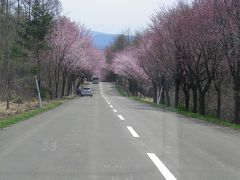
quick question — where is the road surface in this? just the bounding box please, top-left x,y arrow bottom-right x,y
0,82 -> 240,180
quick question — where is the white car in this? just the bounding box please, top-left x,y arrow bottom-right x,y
81,87 -> 93,97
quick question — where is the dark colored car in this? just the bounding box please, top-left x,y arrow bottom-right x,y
92,77 -> 99,84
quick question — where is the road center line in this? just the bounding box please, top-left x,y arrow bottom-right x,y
113,109 -> 118,112
118,115 -> 125,121
110,105 -> 114,108
147,153 -> 177,180
126,126 -> 140,137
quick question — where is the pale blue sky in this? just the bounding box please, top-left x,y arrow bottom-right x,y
60,0 -> 179,34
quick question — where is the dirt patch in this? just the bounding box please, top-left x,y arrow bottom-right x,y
0,100 -> 45,120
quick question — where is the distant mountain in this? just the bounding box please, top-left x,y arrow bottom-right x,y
91,31 -> 119,50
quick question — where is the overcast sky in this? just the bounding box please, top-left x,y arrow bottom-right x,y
60,0 -> 178,34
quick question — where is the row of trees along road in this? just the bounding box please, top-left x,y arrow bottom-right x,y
107,0 -> 240,124
0,0 -> 105,109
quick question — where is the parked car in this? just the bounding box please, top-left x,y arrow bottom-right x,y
81,87 -> 93,97
92,76 -> 99,84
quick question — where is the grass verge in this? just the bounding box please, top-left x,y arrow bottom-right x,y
116,85 -> 240,129
0,100 -> 64,129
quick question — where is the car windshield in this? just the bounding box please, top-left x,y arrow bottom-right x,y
82,88 -> 91,90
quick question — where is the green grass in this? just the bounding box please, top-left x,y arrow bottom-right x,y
117,85 -> 129,97
0,100 -> 64,129
116,85 -> 240,129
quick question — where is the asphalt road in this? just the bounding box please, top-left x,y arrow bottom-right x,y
0,82 -> 240,180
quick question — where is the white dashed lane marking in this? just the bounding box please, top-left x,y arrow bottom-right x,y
126,126 -> 140,138
100,83 -> 177,180
147,153 -> 177,180
118,115 -> 125,121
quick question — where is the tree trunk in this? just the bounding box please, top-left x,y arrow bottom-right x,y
153,81 -> 157,103
217,90 -> 221,119
233,90 -> 240,124
61,72 -> 66,97
67,75 -> 72,96
199,93 -> 206,115
37,53 -> 41,90
166,88 -> 171,106
6,76 -> 10,109
48,78 -> 53,100
160,86 -> 165,105
48,68 -> 53,100
160,76 -> 165,105
6,64 -> 11,110
117,77 -> 119,85
6,99 -> 10,110
54,68 -> 59,98
55,81 -> 59,98
76,79 -> 81,90
128,79 -> 137,96
182,85 -> 190,111
120,77 -> 123,86
76,76 -> 84,90
17,0 -> 20,20
184,92 -> 190,112
123,77 -> 127,89
192,87 -> 198,113
174,79 -> 180,108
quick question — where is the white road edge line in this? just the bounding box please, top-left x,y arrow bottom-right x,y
126,126 -> 140,138
100,83 -> 104,97
118,115 -> 125,121
147,153 -> 177,180
113,109 -> 118,112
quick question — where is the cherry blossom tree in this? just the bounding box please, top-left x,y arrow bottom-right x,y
105,0 -> 239,123
151,0 -> 223,114
111,47 -> 149,96
45,16 -> 104,97
211,0 -> 240,123
134,31 -> 172,105
151,3 -> 193,110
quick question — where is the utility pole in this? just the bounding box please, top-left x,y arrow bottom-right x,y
35,75 -> 43,108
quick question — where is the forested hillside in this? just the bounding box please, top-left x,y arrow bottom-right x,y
91,31 -> 118,50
